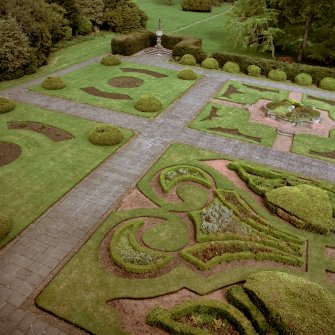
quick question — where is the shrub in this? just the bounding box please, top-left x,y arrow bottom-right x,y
294,73 -> 313,86
181,0 -> 212,12
111,31 -> 156,56
101,54 -> 121,66
201,57 -> 219,70
162,34 -> 201,50
223,61 -> 240,73
77,16 -> 92,35
89,124 -> 123,146
178,68 -> 197,80
0,214 -> 12,240
319,77 -> 335,91
247,65 -> 261,77
0,97 -> 16,114
180,54 -> 197,66
135,95 -> 162,113
42,77 -> 65,90
268,69 -> 287,82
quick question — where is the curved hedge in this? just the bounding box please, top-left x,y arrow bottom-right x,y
223,61 -> 240,73
101,54 -> 121,66
178,68 -> 197,80
181,0 -> 212,12
0,97 -> 16,114
0,214 -> 12,240
180,54 -> 197,66
201,57 -> 219,70
135,95 -> 162,113
294,73 -> 312,86
320,77 -> 335,91
42,77 -> 65,90
89,124 -> 123,146
267,69 -> 287,82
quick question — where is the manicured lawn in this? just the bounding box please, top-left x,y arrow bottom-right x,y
36,143 -> 335,335
302,95 -> 335,120
189,103 -> 276,147
0,32 -> 114,91
0,103 -> 133,248
30,62 -> 198,118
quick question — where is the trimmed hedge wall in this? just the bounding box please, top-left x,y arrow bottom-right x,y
212,51 -> 335,84
111,31 -> 156,56
181,0 -> 212,12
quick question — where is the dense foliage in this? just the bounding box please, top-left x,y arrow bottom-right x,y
0,0 -> 147,81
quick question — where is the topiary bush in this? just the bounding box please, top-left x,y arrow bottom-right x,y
180,54 -> 197,66
0,213 -> 12,240
223,61 -> 240,73
89,124 -> 123,146
178,68 -> 197,80
200,57 -> 219,70
0,97 -> 16,113
294,73 -> 313,86
319,77 -> 335,91
267,69 -> 287,82
42,76 -> 65,90
135,95 -> 162,113
181,0 -> 212,12
247,65 -> 261,77
101,54 -> 121,66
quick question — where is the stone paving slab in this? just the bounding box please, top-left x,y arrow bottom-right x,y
1,51 -> 335,335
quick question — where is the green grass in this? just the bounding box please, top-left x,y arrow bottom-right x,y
0,103 -> 133,248
302,95 -> 335,120
0,32 -> 114,91
291,130 -> 335,163
30,62 -> 198,118
36,143 -> 335,335
189,103 -> 277,147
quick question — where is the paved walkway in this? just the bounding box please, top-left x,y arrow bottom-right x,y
0,52 -> 335,335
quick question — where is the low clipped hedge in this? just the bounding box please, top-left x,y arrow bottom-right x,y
294,73 -> 312,86
212,51 -> 335,84
181,0 -> 212,12
247,65 -> 261,77
42,77 -> 65,90
223,61 -> 240,73
135,95 -> 162,113
244,271 -> 335,335
319,77 -> 335,91
267,69 -> 287,82
0,97 -> 16,113
111,31 -> 156,56
227,285 -> 273,334
0,214 -> 12,240
101,54 -> 121,66
147,300 -> 257,335
178,68 -> 197,80
88,124 -> 123,146
180,54 -> 197,66
201,57 -> 219,70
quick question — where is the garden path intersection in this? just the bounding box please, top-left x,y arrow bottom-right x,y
0,52 -> 335,334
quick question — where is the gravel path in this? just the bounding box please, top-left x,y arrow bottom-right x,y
0,51 -> 334,335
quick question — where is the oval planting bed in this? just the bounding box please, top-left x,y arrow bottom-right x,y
0,141 -> 21,167
108,76 -> 144,88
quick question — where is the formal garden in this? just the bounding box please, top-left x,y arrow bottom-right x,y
1,0 -> 335,334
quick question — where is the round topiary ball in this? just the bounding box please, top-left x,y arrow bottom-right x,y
178,68 -> 197,80
101,54 -> 121,66
42,77 -> 65,90
222,61 -> 240,73
135,95 -> 162,113
268,69 -> 287,82
0,97 -> 16,114
295,73 -> 313,86
89,124 -> 123,146
201,57 -> 219,70
0,213 -> 12,240
319,77 -> 335,91
247,65 -> 261,77
180,54 -> 197,66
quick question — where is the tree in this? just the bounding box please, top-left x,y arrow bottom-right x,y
0,16 -> 31,75
75,0 -> 104,27
227,0 -> 283,59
